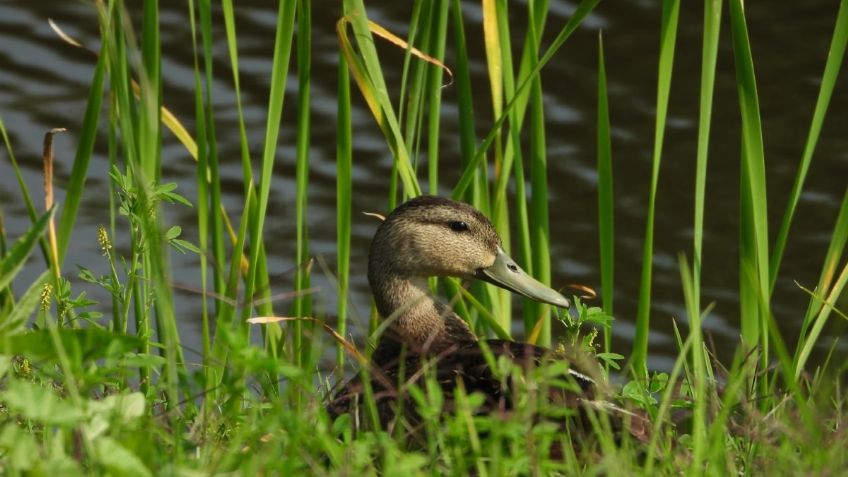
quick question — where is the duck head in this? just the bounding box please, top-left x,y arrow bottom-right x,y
368,196 -> 570,309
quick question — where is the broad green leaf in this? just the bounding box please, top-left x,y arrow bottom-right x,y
86,392 -> 146,440
2,379 -> 85,425
0,328 -> 143,361
89,391 -> 146,422
0,425 -> 40,471
94,437 -> 153,477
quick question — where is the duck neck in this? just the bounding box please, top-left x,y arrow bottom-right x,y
369,273 -> 476,353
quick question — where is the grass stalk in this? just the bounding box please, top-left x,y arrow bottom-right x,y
770,0 -> 848,293
56,55 -> 106,264
596,32 -> 614,355
398,0 -> 428,176
197,0 -> 227,310
794,189 -> 848,376
293,0 -> 313,370
686,0 -> 722,467
336,53 -> 353,369
187,0 -> 212,364
490,0 -> 520,335
216,0 -> 263,335
729,0 -> 771,379
238,0 -> 296,361
450,0 -> 601,199
0,116 -> 51,267
338,0 -> 422,197
449,0 -> 482,199
692,0 -> 721,325
527,0 -> 552,346
633,0 -> 680,376
426,1 -> 449,195
678,255 -> 709,472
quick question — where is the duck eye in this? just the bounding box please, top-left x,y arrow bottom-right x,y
448,221 -> 469,232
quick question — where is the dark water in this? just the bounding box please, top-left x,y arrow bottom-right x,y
1,1 -> 846,370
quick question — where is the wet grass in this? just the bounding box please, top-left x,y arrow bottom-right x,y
0,0 -> 847,475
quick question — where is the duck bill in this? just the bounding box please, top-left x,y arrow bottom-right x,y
474,248 -> 570,308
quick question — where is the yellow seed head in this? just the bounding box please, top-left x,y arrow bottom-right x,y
97,225 -> 112,254
40,283 -> 53,311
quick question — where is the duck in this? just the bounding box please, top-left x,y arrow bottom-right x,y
328,195 -> 644,441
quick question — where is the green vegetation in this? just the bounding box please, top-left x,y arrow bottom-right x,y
1,0 -> 846,475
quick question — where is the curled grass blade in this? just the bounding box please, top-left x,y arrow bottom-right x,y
337,8 -> 421,197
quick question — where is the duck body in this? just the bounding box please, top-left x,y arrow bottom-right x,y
327,339 -> 597,431
328,196 -> 606,434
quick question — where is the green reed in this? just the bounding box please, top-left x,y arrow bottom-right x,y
729,0 -> 771,387
786,0 -> 848,379
771,0 -> 848,294
596,32 -> 613,355
335,51 -> 353,369
686,0 -> 721,468
293,0 -> 313,370
632,0 -> 680,376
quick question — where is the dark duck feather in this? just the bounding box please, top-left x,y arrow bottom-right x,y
327,196 -> 648,442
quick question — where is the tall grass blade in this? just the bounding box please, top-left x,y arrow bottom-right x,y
56,54 -> 106,263
729,0 -> 771,371
336,53 -> 353,369
678,255 -> 709,471
686,1 -> 722,465
489,0 -> 517,334
527,0 -> 552,345
454,0 -> 600,336
632,0 -> 680,376
794,189 -> 848,377
692,0 -> 722,318
450,0 -> 600,199
398,0 -> 428,176
426,1 -> 449,195
197,0 -> 227,302
0,116 -> 49,265
187,0 -> 212,363
0,209 -> 53,293
449,0 -> 490,218
139,0 -> 162,182
0,271 -> 49,337
217,0 -> 263,330
770,0 -> 848,292
239,0 -> 296,335
139,0 -> 185,423
337,4 -> 422,197
293,0 -> 313,369
448,0 -> 499,329
596,31 -> 614,354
